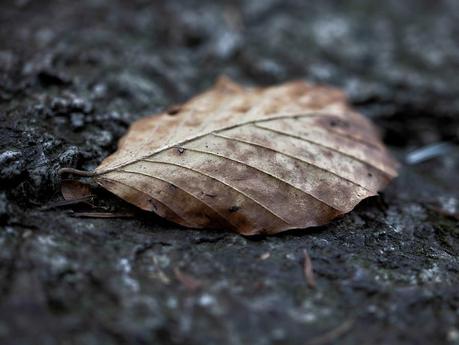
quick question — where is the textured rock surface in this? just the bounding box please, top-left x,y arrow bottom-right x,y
0,1 -> 458,344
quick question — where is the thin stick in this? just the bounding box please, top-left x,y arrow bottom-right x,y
70,212 -> 134,218
174,268 -> 202,291
41,196 -> 94,210
306,319 -> 354,345
303,249 -> 316,289
58,167 -> 96,177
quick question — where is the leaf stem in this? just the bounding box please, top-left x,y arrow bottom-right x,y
58,167 -> 96,177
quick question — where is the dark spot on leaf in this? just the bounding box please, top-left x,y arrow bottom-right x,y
176,147 -> 185,154
329,118 -> 349,128
323,151 -> 333,158
148,199 -> 158,211
167,105 -> 182,115
229,205 -> 240,213
235,105 -> 249,112
203,192 -> 217,198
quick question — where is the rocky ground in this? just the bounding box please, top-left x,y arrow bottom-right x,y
0,0 -> 458,344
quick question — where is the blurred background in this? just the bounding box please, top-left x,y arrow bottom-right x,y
0,1 -> 458,345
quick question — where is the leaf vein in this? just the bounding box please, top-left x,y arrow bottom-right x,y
289,117 -> 383,150
140,159 -> 291,225
115,170 -> 238,230
97,177 -> 190,226
254,123 -> 395,177
183,146 -> 344,212
212,132 -> 377,192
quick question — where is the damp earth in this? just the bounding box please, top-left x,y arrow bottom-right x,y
1,1 -> 458,344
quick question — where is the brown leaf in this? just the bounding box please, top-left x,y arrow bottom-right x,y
61,180 -> 93,200
93,77 -> 398,235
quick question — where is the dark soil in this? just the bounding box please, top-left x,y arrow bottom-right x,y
1,1 -> 458,344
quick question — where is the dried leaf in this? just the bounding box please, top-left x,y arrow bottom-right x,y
61,180 -> 92,200
93,77 -> 398,235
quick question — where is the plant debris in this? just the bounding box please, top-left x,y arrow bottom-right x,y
173,268 -> 202,291
306,319 -> 354,345
61,180 -> 93,201
303,249 -> 316,288
69,211 -> 135,218
260,252 -> 271,260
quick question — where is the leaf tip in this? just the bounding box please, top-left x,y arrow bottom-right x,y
214,75 -> 242,93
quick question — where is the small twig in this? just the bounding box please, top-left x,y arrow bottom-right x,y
303,249 -> 316,289
306,319 -> 354,345
59,167 -> 96,177
70,212 -> 134,218
427,205 -> 459,221
174,268 -> 202,291
41,196 -> 94,210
